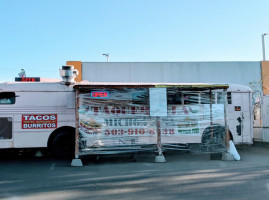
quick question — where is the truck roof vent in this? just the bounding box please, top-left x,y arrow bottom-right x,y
59,65 -> 78,85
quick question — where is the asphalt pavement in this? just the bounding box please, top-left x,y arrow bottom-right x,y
0,146 -> 268,200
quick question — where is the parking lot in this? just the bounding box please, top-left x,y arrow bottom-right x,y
0,145 -> 269,200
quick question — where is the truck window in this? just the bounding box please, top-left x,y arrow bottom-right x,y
217,92 -> 232,104
0,92 -> 15,104
201,92 -> 215,104
227,92 -> 232,104
131,89 -> 148,105
183,93 -> 199,104
167,88 -> 182,104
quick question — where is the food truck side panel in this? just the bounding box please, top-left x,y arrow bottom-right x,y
0,85 -> 76,149
0,82 -> 253,154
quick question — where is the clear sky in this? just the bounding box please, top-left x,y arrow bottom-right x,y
0,0 -> 269,82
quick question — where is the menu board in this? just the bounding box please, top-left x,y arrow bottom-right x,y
149,88 -> 167,116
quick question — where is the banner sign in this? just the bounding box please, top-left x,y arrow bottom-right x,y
78,105 -> 209,138
22,114 -> 57,129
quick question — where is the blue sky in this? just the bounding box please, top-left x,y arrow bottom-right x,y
0,0 -> 269,81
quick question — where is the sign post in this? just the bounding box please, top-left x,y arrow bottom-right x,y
149,88 -> 167,163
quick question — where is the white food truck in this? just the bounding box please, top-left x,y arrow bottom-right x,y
0,67 -> 253,158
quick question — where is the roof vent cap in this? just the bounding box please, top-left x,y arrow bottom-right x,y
59,65 -> 78,85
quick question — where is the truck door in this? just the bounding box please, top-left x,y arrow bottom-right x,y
0,117 -> 12,139
0,92 -> 15,148
228,92 -> 252,144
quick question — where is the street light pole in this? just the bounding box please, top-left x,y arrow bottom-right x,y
102,53 -> 109,62
262,33 -> 269,61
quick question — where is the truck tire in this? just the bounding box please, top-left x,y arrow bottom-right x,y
201,124 -> 232,160
202,124 -> 233,145
202,125 -> 225,145
51,130 -> 75,158
202,124 -> 224,160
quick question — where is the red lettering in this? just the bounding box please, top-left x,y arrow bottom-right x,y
111,129 -> 117,135
91,107 -> 101,116
128,129 -> 134,135
143,106 -> 149,115
105,129 -> 110,135
169,129 -> 175,135
104,107 -> 110,115
149,129 -> 155,135
92,92 -> 108,98
111,107 -> 121,115
21,78 -> 36,82
122,107 -> 126,114
131,107 -> 136,115
172,106 -> 176,115
145,107 -> 149,115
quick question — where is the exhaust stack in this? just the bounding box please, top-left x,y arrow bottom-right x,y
59,65 -> 79,85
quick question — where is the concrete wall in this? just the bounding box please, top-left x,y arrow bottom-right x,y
81,62 -> 261,87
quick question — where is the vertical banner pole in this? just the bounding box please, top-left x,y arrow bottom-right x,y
224,88 -> 230,149
71,89 -> 83,166
74,89 -> 80,159
156,116 -> 162,155
210,89 -> 213,138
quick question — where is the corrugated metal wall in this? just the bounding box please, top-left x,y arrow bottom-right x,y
80,62 -> 261,87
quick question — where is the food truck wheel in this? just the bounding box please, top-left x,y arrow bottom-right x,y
49,128 -> 75,157
202,124 -> 233,144
201,124 -> 233,160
